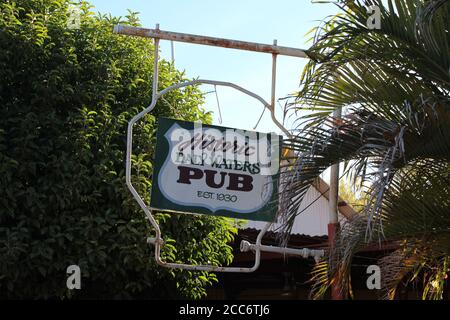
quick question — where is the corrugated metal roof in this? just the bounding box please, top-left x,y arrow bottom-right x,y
241,184 -> 348,236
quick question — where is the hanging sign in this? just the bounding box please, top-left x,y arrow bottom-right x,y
150,118 -> 281,222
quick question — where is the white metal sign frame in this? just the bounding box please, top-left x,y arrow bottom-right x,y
115,24 -> 324,272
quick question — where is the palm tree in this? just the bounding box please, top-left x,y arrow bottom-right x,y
279,0 -> 449,299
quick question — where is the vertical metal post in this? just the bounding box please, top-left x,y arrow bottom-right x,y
328,107 -> 342,300
152,23 -> 160,100
271,39 -> 277,110
170,41 -> 175,64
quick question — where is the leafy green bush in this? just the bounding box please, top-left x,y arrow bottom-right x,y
0,0 -> 236,299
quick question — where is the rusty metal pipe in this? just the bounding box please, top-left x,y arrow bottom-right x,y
113,24 -> 308,58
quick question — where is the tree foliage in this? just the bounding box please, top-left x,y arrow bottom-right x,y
0,0 -> 236,299
280,0 -> 449,299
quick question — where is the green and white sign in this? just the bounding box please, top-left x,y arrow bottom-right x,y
150,118 -> 281,222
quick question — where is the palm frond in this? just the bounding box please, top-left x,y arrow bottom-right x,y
309,160 -> 450,299
289,0 -> 449,128
281,0 -> 450,299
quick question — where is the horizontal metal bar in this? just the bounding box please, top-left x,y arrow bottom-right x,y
240,240 -> 324,262
113,24 -> 308,58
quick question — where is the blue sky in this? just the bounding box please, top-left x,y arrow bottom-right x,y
88,0 -> 339,134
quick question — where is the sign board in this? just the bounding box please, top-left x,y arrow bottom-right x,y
150,118 -> 281,222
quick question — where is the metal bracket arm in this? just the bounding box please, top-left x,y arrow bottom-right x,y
240,240 -> 324,263
116,23 -> 314,273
